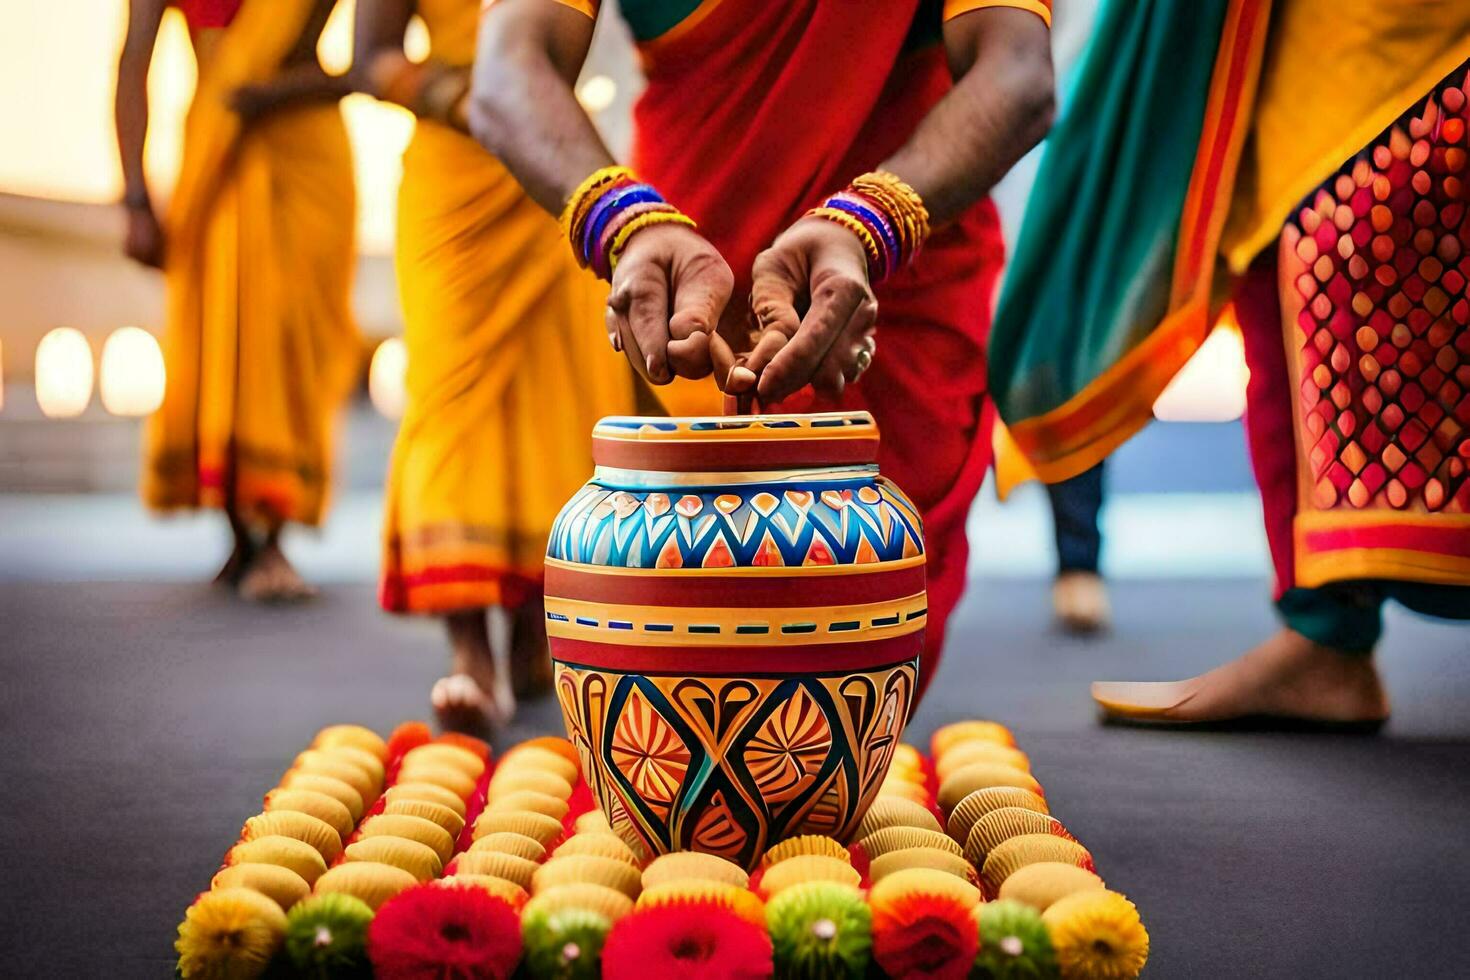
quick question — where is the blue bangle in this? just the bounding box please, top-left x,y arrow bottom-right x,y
826,197 -> 900,268
581,184 -> 663,265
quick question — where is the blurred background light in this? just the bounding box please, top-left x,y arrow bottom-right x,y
99,326 -> 165,416
576,75 -> 618,114
0,338 -> 5,413
368,337 -> 407,420
34,327 -> 94,419
1152,310 -> 1249,423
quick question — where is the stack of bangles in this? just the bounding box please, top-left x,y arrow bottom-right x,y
560,166 -> 697,281
806,170 -> 930,283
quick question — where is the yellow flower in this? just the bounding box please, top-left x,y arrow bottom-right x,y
1043,890 -> 1150,979
175,888 -> 287,979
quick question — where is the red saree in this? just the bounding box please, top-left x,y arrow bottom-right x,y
628,0 -> 1008,701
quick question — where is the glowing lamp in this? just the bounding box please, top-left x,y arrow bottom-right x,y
576,75 -> 618,114
369,337 -> 408,419
99,326 -> 166,416
34,327 -> 94,418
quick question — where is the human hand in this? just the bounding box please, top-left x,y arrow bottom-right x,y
742,216 -> 878,404
606,222 -> 737,386
123,205 -> 165,269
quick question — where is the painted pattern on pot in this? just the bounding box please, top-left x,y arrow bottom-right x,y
545,412 -> 924,869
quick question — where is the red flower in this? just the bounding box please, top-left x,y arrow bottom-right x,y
871,892 -> 978,980
368,883 -> 522,980
602,901 -> 773,980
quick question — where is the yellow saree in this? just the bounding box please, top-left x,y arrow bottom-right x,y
378,0 -> 635,614
144,0 -> 359,527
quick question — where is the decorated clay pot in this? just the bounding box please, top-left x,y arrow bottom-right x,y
545,412 -> 924,869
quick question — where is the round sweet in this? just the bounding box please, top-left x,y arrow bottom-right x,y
264,788 -> 355,841
212,862 -> 310,911
868,847 -> 979,887
471,831 -> 549,863
474,809 -> 564,848
981,835 -> 1094,897
762,835 -> 850,867
225,835 -> 328,886
553,833 -> 639,867
382,798 -> 466,839
966,807 -> 1076,869
934,740 -> 1032,780
344,835 -> 442,882
283,892 -> 375,978
176,887 -> 287,979
522,906 -> 612,980
394,760 -> 475,800
498,745 -> 580,785
857,826 -> 963,861
287,752 -> 377,808
945,787 -> 1049,846
973,898 -> 1057,979
765,881 -> 872,978
323,745 -> 386,789
636,881 -> 766,927
875,777 -> 932,807
278,772 -> 365,822
1043,890 -> 1149,979
855,797 -> 943,839
313,724 -> 389,762
574,810 -> 614,835
488,768 -> 575,802
440,873 -> 530,910
534,855 -> 642,899
456,849 -> 540,889
401,742 -> 486,780
384,780 -> 467,817
485,789 -> 572,822
938,763 -> 1042,814
523,883 -> 635,923
866,867 -> 981,912
357,813 -> 455,865
931,720 -> 1015,757
312,861 -> 418,911
642,851 -> 750,891
890,743 -> 926,774
997,862 -> 1105,912
242,810 -> 342,863
758,856 -> 862,897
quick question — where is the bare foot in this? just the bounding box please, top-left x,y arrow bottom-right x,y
1053,571 -> 1111,635
1092,627 -> 1390,728
238,540 -> 316,604
435,611 -> 515,734
213,537 -> 254,588
511,600 -> 554,700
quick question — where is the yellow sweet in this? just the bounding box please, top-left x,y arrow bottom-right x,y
483,790 -> 571,822
934,740 -> 1032,780
344,835 -> 443,882
473,809 -> 564,848
225,836 -> 328,886
965,807 -> 1075,868
241,811 -> 342,863
757,856 -> 861,896
855,797 -> 943,839
402,742 -> 485,780
263,789 -> 354,842
454,850 -> 540,889
867,867 -> 981,911
313,724 -> 389,761
523,883 -> 634,923
211,862 -> 310,911
938,763 -> 1043,814
470,832 -> 548,863
551,833 -> 638,866
319,745 -> 385,791
288,751 -> 376,806
487,768 -> 574,802
997,862 -> 1105,911
945,787 -> 1049,845
641,851 -> 749,891
869,847 -> 979,887
383,798 -> 466,839
498,745 -> 579,785
277,772 -> 365,822
573,810 -> 614,835
761,835 -> 849,867
384,781 -> 467,817
394,761 -> 475,800
312,861 -> 418,911
533,855 -> 641,899
858,826 -> 963,860
932,720 -> 1015,756
441,873 -> 529,909
980,835 -> 1094,897
637,881 -> 765,927
876,778 -> 932,806
357,813 -> 455,865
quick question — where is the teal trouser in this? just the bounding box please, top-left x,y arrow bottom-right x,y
1279,585 -> 1470,655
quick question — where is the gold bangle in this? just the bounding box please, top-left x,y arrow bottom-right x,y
560,165 -> 635,237
608,211 -> 697,271
807,207 -> 883,268
851,170 -> 930,254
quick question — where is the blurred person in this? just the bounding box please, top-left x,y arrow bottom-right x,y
116,0 -> 358,602
355,0 -> 635,730
469,0 -> 1057,705
990,0 -> 1470,727
1047,462 -> 1109,634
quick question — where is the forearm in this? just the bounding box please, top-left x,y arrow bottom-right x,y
469,2 -> 613,215
882,9 -> 1054,225
115,0 -> 165,208
255,62 -> 353,108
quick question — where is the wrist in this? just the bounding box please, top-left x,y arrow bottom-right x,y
805,170 -> 930,283
123,191 -> 152,212
560,166 -> 696,279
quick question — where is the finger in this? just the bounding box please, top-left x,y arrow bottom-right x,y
607,298 -> 650,383
749,249 -> 803,342
665,331 -> 712,380
613,273 -> 672,383
603,304 -> 623,353
668,260 -> 733,341
740,328 -> 789,381
759,271 -> 867,403
708,332 -> 744,392
813,302 -> 877,399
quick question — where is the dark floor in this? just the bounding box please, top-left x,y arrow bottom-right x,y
1,579 -> 1466,978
